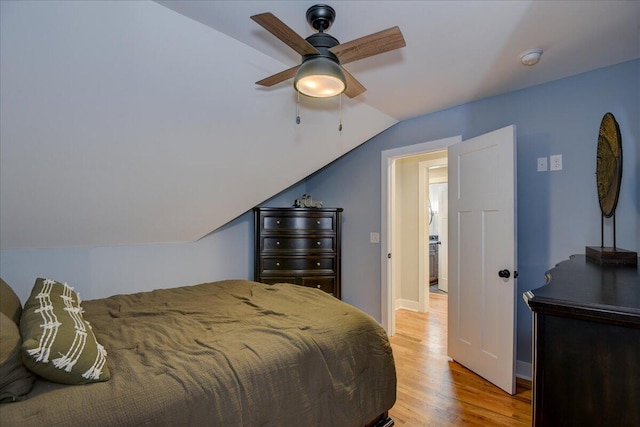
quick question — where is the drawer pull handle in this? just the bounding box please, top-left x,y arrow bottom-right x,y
276,220 -> 280,225
276,262 -> 280,267
316,262 -> 321,267
316,285 -> 321,289
316,241 -> 321,245
316,220 -> 321,225
276,241 -> 280,245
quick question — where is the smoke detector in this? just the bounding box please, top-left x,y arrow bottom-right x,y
520,49 -> 543,66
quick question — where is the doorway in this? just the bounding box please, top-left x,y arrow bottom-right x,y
380,136 -> 461,336
382,127 -> 518,394
391,153 -> 449,313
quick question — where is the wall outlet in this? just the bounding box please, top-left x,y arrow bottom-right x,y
370,232 -> 380,244
550,154 -> 563,171
537,157 -> 548,172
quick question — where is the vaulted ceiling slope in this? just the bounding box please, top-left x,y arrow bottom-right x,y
1,1 -> 638,250
0,1 -> 396,249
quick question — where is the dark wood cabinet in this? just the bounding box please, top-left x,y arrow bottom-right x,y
524,255 -> 640,427
253,207 -> 342,298
429,242 -> 438,284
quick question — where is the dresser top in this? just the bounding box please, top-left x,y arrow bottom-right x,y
253,207 -> 343,213
524,255 -> 640,326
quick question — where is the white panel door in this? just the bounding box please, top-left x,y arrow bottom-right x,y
447,125 -> 517,394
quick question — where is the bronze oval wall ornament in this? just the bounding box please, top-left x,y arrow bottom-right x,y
586,112 -> 637,265
596,112 -> 622,218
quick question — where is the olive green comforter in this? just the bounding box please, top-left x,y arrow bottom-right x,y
1,280 -> 396,426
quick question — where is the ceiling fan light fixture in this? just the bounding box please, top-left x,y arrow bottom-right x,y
251,5 -> 405,99
294,56 -> 346,98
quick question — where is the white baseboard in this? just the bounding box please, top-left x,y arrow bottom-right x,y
516,360 -> 532,381
395,299 -> 419,312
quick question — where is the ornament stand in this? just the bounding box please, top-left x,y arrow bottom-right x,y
586,210 -> 637,266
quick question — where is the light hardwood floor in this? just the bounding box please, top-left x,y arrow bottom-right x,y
388,293 -> 532,426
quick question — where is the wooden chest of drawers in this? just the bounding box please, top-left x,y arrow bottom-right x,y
524,255 -> 640,426
253,207 -> 342,298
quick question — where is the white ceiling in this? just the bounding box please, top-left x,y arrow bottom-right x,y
1,1 -> 638,250
159,0 -> 640,121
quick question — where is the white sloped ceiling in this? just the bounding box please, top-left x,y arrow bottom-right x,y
0,1 -> 396,249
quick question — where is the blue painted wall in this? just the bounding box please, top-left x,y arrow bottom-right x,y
305,59 -> 639,365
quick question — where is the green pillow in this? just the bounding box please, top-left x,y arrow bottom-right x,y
0,312 -> 35,403
20,278 -> 110,384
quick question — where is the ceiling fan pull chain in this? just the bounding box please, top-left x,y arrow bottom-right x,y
296,91 -> 301,124
338,94 -> 343,132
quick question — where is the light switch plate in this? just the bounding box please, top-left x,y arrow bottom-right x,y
370,232 -> 380,244
537,157 -> 548,172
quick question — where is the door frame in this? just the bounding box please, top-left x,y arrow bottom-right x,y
380,136 -> 461,336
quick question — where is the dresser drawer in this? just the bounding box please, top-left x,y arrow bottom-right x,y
258,277 -> 297,285
258,276 -> 336,296
260,257 -> 335,274
262,215 -> 335,232
262,236 -> 335,252
300,277 -> 336,295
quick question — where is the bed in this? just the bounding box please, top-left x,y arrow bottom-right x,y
0,278 -> 396,426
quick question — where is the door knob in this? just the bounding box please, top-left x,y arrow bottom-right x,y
498,269 -> 511,279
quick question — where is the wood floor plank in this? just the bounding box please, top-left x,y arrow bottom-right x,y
388,293 -> 531,426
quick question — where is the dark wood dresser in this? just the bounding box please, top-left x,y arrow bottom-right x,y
253,207 -> 342,298
524,255 -> 640,426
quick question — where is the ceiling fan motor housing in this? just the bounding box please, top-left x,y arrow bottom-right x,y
306,4 -> 336,32
304,32 -> 341,64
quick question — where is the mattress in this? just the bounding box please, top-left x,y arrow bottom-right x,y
0,280 -> 396,426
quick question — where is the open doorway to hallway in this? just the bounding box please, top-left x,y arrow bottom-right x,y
393,150 -> 448,314
380,135 -> 461,337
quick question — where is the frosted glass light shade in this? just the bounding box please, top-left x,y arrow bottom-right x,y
294,57 -> 346,98
520,49 -> 543,66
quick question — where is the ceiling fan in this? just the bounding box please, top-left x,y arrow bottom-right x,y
251,4 -> 406,98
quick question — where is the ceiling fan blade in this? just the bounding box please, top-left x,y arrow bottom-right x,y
251,12 -> 320,56
256,65 -> 300,87
330,26 -> 406,65
342,68 -> 366,98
